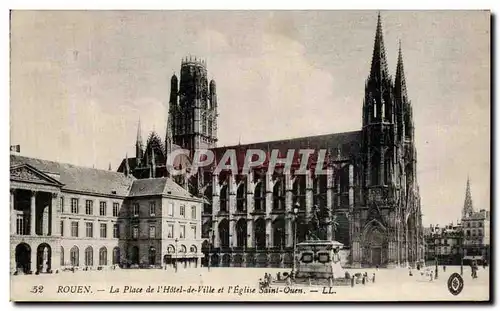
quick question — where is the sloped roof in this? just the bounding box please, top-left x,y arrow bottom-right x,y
11,154 -> 134,197
213,130 -> 361,158
128,177 -> 198,200
210,131 -> 362,170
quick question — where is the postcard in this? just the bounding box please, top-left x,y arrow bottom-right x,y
9,10 -> 490,302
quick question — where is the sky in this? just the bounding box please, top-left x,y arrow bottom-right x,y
10,10 -> 490,226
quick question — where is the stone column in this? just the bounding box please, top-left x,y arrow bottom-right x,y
43,205 -> 49,236
228,174 -> 236,247
10,189 -> 16,235
326,166 -> 334,240
305,169 -> 313,218
285,216 -> 293,247
266,219 -> 273,248
213,219 -> 220,248
285,173 -> 294,246
265,171 -> 272,215
31,247 -> 38,273
246,170 -> 255,215
229,219 -> 237,248
212,173 -> 220,248
247,219 -> 254,248
348,164 -> 354,246
380,147 -> 385,185
51,193 -> 59,236
30,191 -> 37,236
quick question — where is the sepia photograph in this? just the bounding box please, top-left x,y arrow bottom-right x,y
9,10 -> 490,302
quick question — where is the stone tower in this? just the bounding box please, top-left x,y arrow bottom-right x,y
362,13 -> 396,201
169,57 -> 218,156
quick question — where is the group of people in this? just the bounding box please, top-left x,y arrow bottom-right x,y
407,260 -> 485,281
258,272 -> 275,289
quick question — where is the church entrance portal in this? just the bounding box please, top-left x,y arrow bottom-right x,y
371,247 -> 382,266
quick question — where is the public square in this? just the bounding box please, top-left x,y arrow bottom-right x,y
11,265 -> 489,302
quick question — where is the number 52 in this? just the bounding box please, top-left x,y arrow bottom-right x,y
30,285 -> 43,294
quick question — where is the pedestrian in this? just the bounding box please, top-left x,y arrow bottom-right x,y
443,265 -> 446,272
408,266 -> 413,276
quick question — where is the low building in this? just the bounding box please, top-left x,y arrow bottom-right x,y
423,177 -> 490,265
10,154 -> 203,274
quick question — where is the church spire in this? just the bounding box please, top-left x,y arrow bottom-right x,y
136,118 -> 144,165
395,40 -> 408,101
395,40 -> 410,141
369,12 -> 390,82
462,175 -> 474,218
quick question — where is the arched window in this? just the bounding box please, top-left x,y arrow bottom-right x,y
273,178 -> 285,210
236,182 -> 246,212
70,246 -> 79,267
292,175 -> 306,209
85,246 -> 93,266
254,218 -> 266,249
384,150 -> 392,185
313,175 -> 327,211
254,181 -> 266,212
218,219 -> 230,248
190,245 -> 197,253
236,218 -> 247,248
99,247 -> 107,266
60,246 -> 65,266
113,247 -> 120,265
272,217 -> 286,249
167,245 -> 175,254
179,245 -> 187,253
220,184 -> 228,213
203,186 -> 213,214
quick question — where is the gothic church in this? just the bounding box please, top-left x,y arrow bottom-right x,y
118,14 -> 424,268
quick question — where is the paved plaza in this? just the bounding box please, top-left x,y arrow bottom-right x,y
11,266 -> 489,302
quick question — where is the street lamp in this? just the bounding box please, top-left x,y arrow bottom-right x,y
175,238 -> 179,273
292,203 -> 300,278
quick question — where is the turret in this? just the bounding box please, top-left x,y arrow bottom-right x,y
209,79 -> 217,109
170,74 -> 178,108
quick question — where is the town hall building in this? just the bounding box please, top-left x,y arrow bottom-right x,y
10,154 -> 204,274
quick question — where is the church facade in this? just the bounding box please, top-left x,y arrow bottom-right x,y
118,14 -> 424,268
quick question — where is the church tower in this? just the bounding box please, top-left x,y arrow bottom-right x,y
169,57 -> 218,157
362,13 -> 396,203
